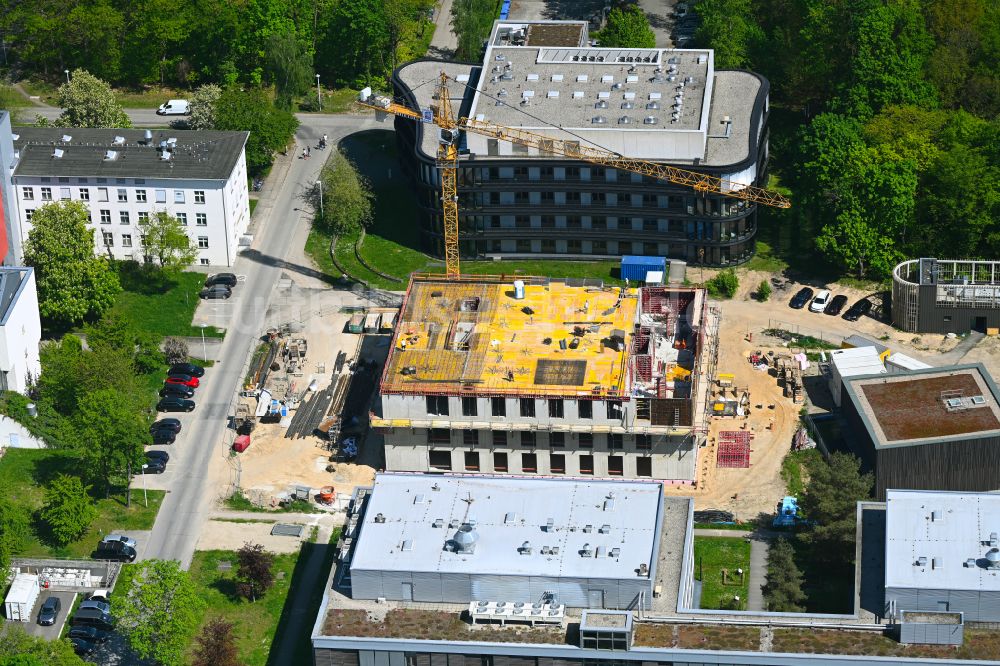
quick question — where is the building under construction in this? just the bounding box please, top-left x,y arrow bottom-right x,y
371,275 -> 712,480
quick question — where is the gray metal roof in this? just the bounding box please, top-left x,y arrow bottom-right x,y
0,267 -> 31,326
12,127 -> 248,181
885,489 -> 1000,592
351,473 -> 663,580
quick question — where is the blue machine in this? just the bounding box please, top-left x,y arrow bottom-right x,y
773,496 -> 799,527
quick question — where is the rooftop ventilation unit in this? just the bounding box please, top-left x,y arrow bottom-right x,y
505,512 -> 517,524
612,82 -> 623,90
580,543 -> 593,557
916,556 -> 928,567
611,548 -> 621,558
604,496 -> 616,511
452,523 -> 479,554
113,136 -> 125,145
646,102 -> 660,110
623,91 -> 636,100
618,116 -> 632,125
413,494 -> 425,504
602,75 -> 614,83
105,150 -> 119,161
931,510 -> 942,521
401,539 -> 412,552
432,518 -> 444,528
596,545 -> 606,558
498,89 -> 508,97
638,563 -> 649,576
598,91 -> 611,99
573,91 -> 585,98
990,533 -> 999,547
448,519 -> 460,528
595,100 -> 608,109
61,134 -> 72,142
526,73 -> 539,81
987,548 -> 1000,569
547,91 -> 559,98
627,75 -> 639,83
621,101 -> 634,109
374,513 -> 386,523
522,90 -> 534,99
52,148 -> 64,159
697,54 -> 708,64
545,518 -> 555,532
10,133 -> 18,141
932,557 -> 941,569
577,74 -> 588,82
592,116 -> 607,124
142,129 -> 153,144
644,116 -> 658,125
965,558 -> 977,568
684,76 -> 694,84
519,541 -> 532,555
599,524 -> 611,534
583,524 -> 593,533
551,74 -> 563,82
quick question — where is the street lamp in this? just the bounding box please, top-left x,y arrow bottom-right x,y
64,69 -> 70,84
315,73 -> 322,109
140,465 -> 148,507
199,323 -> 208,361
316,180 -> 324,219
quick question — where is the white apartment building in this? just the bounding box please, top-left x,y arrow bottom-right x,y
0,266 -> 41,393
9,128 -> 251,267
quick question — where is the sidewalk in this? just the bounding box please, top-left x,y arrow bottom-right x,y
427,0 -> 457,58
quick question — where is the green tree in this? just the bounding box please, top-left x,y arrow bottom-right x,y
799,452 -> 873,564
40,474 -> 98,546
762,537 -> 806,612
320,0 -> 390,86
450,0 -> 496,62
76,388 -> 149,497
309,150 -> 374,232
694,0 -> 763,68
266,29 -> 314,109
22,202 -> 121,329
138,211 -> 198,273
213,88 -> 299,173
596,7 -> 656,48
236,541 -> 276,602
191,618 -> 243,666
55,69 -> 131,128
0,625 -> 85,666
188,84 -> 223,130
113,560 -> 206,666
0,498 -> 31,574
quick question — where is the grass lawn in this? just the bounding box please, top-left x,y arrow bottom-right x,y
249,198 -> 259,216
0,448 -> 164,559
112,263 -> 224,338
779,448 -> 821,497
112,87 -> 186,109
693,536 -> 751,610
188,549 -> 300,666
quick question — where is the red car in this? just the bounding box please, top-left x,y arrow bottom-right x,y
165,374 -> 199,388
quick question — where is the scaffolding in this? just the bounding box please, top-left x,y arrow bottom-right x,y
716,430 -> 752,468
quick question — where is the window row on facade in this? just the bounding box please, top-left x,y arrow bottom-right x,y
426,395 -> 625,420
24,207 -> 210,228
425,448 -> 655,477
21,184 -> 207,204
94,231 -> 209,250
424,428 -> 658,451
458,190 -> 751,219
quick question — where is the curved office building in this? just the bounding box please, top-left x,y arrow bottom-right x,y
392,20 -> 771,267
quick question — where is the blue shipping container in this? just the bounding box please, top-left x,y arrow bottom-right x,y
620,255 -> 666,282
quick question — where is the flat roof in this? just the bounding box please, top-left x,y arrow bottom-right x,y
350,473 -> 663,581
830,347 -> 886,379
381,276 -> 640,398
12,127 -> 248,181
845,365 -> 1000,448
885,489 -> 1000,592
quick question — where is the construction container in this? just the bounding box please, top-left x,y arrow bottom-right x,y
232,435 -> 251,452
4,573 -> 40,622
348,313 -> 364,334
620,255 -> 666,282
363,313 -> 380,333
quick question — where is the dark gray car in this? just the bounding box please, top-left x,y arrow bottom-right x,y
37,596 -> 61,625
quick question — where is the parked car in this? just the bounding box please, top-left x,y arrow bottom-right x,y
68,625 -> 111,643
159,384 -> 194,399
165,373 -> 199,388
843,297 -> 873,321
146,450 -> 170,464
199,285 -> 232,300
71,608 -> 114,630
824,294 -> 848,316
70,637 -> 97,655
205,272 -> 238,288
100,534 -> 136,549
809,289 -> 832,312
150,428 -> 176,445
150,418 -> 182,433
156,99 -> 189,115
141,458 -> 167,474
37,596 -> 61,626
169,363 -> 204,378
94,540 -> 137,562
79,599 -> 111,614
157,397 -> 195,412
789,287 -> 814,309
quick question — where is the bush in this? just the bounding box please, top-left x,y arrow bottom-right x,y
707,269 -> 740,298
756,279 -> 772,301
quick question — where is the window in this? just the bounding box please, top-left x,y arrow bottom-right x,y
102,231 -> 113,247
492,431 -> 507,448
521,432 -> 536,448
120,211 -> 130,224
199,258 -> 210,265
636,435 -> 652,450
426,396 -> 449,416
519,398 -> 535,417
100,210 -> 112,224
463,430 -> 478,446
428,429 -> 450,444
21,187 -> 33,200
60,187 -> 71,200
579,433 -> 593,448
194,190 -> 206,204
134,179 -> 145,185
117,188 -> 128,202
550,454 -> 566,474
580,454 -> 594,475
565,191 -> 581,204
155,189 -> 167,203
493,452 -> 508,472
428,450 -> 452,470
548,399 -> 564,418
636,457 -> 652,477
197,236 -> 209,249
521,453 -> 537,473
122,234 -> 132,248
461,397 -> 478,417
196,213 -> 207,226
608,456 -> 624,476
608,434 -> 624,451
58,177 -> 69,183
138,212 -> 149,222
464,451 -> 480,471
176,212 -> 187,226
491,397 -> 506,417
516,239 -> 531,253
25,209 -> 34,221
607,400 -> 623,419
116,178 -> 126,184
79,188 -> 89,201
579,401 -> 593,419
136,189 -> 147,203
550,432 -> 565,448
97,187 -> 109,202
78,178 -> 89,184
40,187 -> 52,201
174,190 -> 185,204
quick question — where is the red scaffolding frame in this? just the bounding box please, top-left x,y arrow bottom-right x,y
716,430 -> 752,468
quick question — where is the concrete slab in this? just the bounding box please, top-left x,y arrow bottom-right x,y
747,538 -> 768,611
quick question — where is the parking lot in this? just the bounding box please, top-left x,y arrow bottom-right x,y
18,590 -> 78,640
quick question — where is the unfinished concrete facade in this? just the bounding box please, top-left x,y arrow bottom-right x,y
372,275 -> 711,481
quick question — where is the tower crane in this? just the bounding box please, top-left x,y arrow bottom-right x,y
359,72 -> 790,278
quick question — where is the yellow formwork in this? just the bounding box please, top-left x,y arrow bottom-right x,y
384,278 -> 639,397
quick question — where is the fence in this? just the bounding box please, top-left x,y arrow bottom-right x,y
764,319 -> 847,348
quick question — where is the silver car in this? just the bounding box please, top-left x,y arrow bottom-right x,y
100,534 -> 136,549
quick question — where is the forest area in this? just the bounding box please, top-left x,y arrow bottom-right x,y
695,0 -> 1000,279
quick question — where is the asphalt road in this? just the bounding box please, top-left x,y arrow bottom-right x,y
139,113 -> 382,568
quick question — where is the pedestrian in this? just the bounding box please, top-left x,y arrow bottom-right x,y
306,146 -> 311,158
301,147 -> 307,160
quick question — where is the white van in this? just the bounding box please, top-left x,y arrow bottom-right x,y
156,99 -> 190,116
